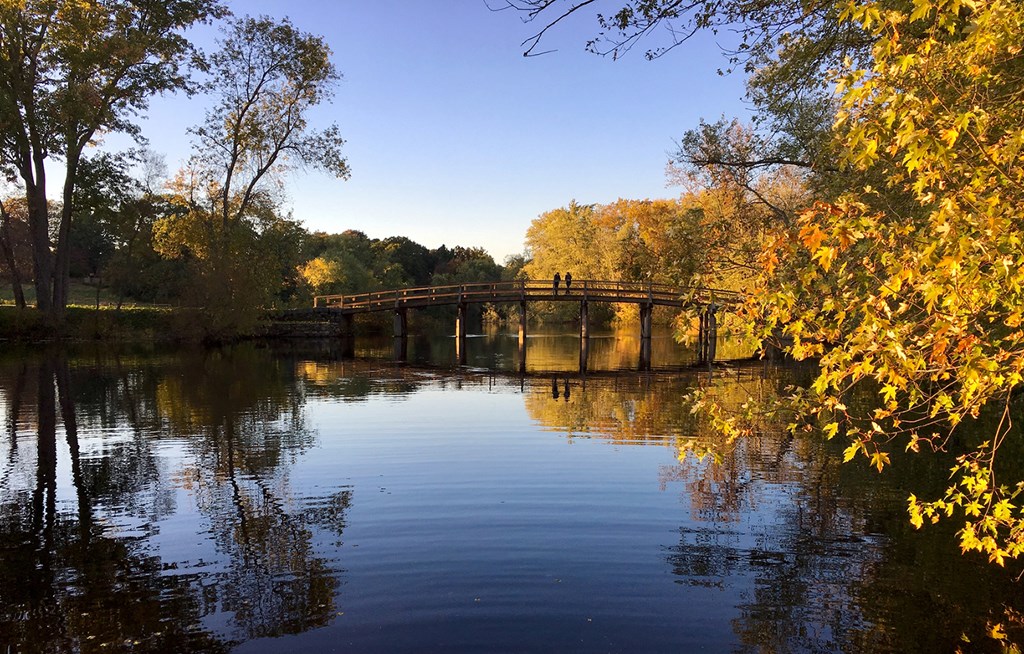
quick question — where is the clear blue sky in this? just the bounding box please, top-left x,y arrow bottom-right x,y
128,0 -> 750,262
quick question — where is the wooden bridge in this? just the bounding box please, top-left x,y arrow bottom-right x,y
293,280 -> 742,370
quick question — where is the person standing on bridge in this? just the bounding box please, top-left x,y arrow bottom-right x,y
553,272 -> 561,294
564,272 -> 572,293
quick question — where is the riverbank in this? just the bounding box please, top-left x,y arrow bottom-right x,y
0,304 -> 404,343
0,305 -> 181,342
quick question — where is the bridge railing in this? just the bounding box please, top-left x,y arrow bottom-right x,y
313,280 -> 743,311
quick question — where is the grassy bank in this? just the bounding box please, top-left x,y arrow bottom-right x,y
0,304 -> 179,341
0,279 -> 141,308
0,280 -> 184,341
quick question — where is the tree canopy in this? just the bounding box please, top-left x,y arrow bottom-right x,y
0,0 -> 225,319
754,0 -> 1024,566
152,15 -> 350,337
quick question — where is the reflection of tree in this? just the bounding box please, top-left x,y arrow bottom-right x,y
297,359 -> 426,401
521,360 -> 1024,651
0,346 -> 353,650
523,371 -> 703,443
0,354 -> 226,652
150,346 -> 346,640
655,365 -> 1024,652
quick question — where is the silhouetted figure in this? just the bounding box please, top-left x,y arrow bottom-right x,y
563,378 -> 570,402
553,272 -> 561,294
551,376 -> 560,399
564,272 -> 572,293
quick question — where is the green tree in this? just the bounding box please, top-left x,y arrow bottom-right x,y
68,153 -> 139,281
502,253 -> 529,281
0,0 -> 225,320
0,194 -> 31,308
431,245 -> 502,285
371,236 -> 432,287
155,15 -> 349,336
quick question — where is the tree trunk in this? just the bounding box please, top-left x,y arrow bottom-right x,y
51,151 -> 82,320
26,159 -> 54,317
0,201 -> 26,309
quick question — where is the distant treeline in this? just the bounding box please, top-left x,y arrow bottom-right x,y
0,154 -> 521,338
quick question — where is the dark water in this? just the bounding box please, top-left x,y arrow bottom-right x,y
1,329 -> 1023,653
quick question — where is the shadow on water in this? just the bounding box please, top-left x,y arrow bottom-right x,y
0,340 -> 1023,652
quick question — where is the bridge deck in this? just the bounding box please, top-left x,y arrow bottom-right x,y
312,280 -> 741,314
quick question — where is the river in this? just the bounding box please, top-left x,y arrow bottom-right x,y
1,326 -> 1022,652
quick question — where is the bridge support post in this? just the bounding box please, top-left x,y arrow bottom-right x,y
578,300 -> 590,373
518,301 -> 527,372
579,333 -> 589,374
639,303 -> 653,370
698,310 -> 706,363
393,308 -> 407,339
456,303 -> 467,365
392,335 -> 408,361
708,307 -> 718,364
341,314 -> 355,358
518,301 -> 527,346
698,304 -> 718,366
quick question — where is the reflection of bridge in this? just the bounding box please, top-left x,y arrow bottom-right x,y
295,280 -> 743,370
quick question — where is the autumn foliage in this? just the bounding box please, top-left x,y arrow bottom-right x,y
754,0 -> 1024,564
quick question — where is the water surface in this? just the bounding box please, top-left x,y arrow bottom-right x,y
1,333 -> 1022,652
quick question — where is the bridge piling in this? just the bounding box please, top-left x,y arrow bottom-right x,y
639,303 -> 653,370
456,303 -> 468,365
579,333 -> 589,373
518,301 -> 527,347
518,301 -> 527,372
697,304 -> 718,366
708,307 -> 718,364
393,308 -> 407,339
456,303 -> 467,340
393,336 -> 408,361
340,314 -> 355,357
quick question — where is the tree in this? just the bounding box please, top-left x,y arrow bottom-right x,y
0,0 -> 225,320
502,253 -> 529,281
0,194 -> 32,308
68,153 -> 138,280
371,236 -> 431,287
752,0 -> 1024,565
299,257 -> 342,295
522,200 -> 619,322
155,15 -> 349,336
187,15 -> 349,230
523,200 -> 616,281
299,230 -> 378,297
430,245 -> 502,285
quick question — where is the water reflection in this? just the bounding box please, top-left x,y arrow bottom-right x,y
0,345 -> 1022,652
0,348 -> 352,651
516,362 -> 1024,651
351,323 -> 754,373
